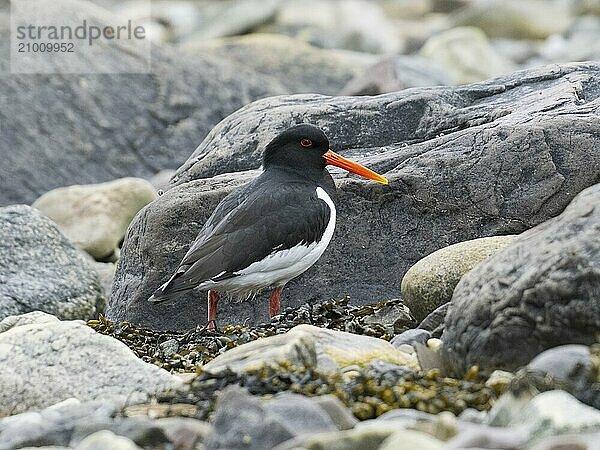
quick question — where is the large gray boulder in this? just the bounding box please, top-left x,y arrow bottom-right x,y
0,205 -> 104,321
442,183 -> 600,374
182,33 -> 375,95
0,0 -> 285,206
0,312 -> 180,416
109,62 -> 600,331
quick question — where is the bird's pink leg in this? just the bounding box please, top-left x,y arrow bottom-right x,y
269,287 -> 283,318
207,290 -> 220,331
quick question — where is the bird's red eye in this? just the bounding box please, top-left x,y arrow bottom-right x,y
300,138 -> 313,148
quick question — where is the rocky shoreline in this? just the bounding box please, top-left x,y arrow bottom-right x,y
2,0 -> 600,448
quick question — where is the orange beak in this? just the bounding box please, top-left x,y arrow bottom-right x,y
323,150 -> 388,185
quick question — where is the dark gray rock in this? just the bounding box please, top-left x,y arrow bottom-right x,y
391,328 -> 431,348
0,0 -> 285,206
0,205 -> 104,321
443,183 -> 600,375
203,387 -> 337,450
171,62 -> 600,185
417,304 -> 449,337
110,62 -> 600,330
264,393 -> 338,434
310,395 -> 358,431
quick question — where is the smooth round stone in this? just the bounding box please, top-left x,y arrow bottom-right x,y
401,235 -> 516,322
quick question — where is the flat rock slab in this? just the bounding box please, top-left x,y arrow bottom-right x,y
0,312 -> 180,416
0,205 -> 104,321
110,62 -> 600,330
0,0 -> 286,206
202,324 -> 419,375
442,183 -> 600,374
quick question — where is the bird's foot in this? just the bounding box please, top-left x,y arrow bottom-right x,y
207,319 -> 219,332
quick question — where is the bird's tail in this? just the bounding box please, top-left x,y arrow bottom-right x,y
148,270 -> 188,303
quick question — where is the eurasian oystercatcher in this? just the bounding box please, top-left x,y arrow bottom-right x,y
148,124 -> 388,330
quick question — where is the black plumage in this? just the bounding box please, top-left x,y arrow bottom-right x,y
148,123 -> 387,328
150,124 -> 335,301
151,169 -> 334,298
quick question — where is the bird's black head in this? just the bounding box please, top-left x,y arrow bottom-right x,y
262,123 -> 389,185
263,124 -> 330,174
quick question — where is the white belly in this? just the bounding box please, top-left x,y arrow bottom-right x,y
198,187 -> 336,296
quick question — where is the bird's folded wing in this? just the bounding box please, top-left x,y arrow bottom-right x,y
159,184 -> 331,295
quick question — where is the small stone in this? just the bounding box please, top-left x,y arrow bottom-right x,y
396,344 -> 416,355
427,338 -> 443,352
33,178 -> 157,260
488,390 -> 600,439
265,392 -> 338,434
0,398 -> 121,449
391,329 -> 431,348
154,417 -> 211,449
379,429 -> 443,450
358,408 -> 435,430
0,311 -> 60,334
429,411 -> 457,440
449,422 -> 528,449
451,0 -> 574,39
417,304 -> 449,337
270,0 -> 402,54
75,430 -> 139,450
159,339 -> 179,358
122,403 -> 198,419
184,0 -> 280,41
275,427 -> 396,450
362,300 -> 415,333
485,370 -> 514,393
204,387 -> 333,450
527,432 -> 600,450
